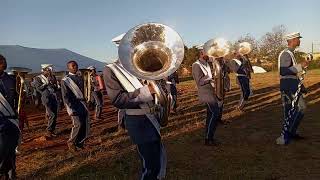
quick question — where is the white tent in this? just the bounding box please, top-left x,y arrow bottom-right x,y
252,66 -> 267,73
231,59 -> 267,73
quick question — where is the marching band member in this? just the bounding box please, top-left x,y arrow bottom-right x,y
33,64 -> 59,137
0,54 -> 20,179
30,78 -> 42,108
167,71 -> 179,113
87,66 -> 104,120
192,39 -> 230,146
232,42 -> 254,110
104,31 -> 168,180
61,60 -> 90,151
276,32 -> 310,145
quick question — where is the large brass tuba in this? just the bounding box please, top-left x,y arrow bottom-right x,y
118,23 -> 184,126
9,67 -> 32,114
79,69 -> 92,103
203,38 -> 230,101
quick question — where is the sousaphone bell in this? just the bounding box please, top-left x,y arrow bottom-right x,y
203,38 -> 230,101
118,23 -> 185,126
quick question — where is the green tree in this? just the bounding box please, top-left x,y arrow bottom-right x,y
178,45 -> 200,76
259,25 -> 287,70
181,45 -> 200,68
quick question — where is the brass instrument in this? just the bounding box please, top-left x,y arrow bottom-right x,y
9,67 -> 32,114
238,42 -> 252,55
203,38 -> 230,101
118,23 -> 184,126
238,42 -> 254,78
306,53 -> 313,63
79,69 -> 92,103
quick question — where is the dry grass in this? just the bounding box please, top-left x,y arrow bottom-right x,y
17,70 -> 320,180
313,53 -> 320,60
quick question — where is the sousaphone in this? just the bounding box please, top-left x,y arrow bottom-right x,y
203,38 -> 230,101
79,69 -> 92,103
118,23 -> 185,126
8,67 -> 32,114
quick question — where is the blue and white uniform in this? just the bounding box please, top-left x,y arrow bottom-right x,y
33,73 -> 59,133
0,72 -> 20,179
104,62 -> 167,180
167,71 -> 179,112
232,56 -> 253,109
61,73 -> 90,148
277,47 -> 306,144
192,58 -> 228,142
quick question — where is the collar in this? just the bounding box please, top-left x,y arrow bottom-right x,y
68,72 -> 76,76
198,59 -> 208,65
287,47 -> 295,52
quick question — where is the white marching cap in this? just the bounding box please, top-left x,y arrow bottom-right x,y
111,33 -> 125,47
285,32 -> 302,40
41,64 -> 53,69
87,65 -> 96,70
196,44 -> 204,50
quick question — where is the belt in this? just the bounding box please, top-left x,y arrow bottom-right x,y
280,75 -> 298,79
236,74 -> 248,77
125,107 -> 159,116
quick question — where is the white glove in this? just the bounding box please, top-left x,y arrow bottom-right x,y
204,75 -> 212,81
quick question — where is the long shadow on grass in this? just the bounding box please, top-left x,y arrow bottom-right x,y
20,82 -> 320,179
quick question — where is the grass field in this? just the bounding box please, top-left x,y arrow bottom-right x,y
313,53 -> 320,60
17,70 -> 320,180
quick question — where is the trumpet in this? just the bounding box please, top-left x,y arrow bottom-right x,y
9,67 -> 32,114
118,23 -> 185,126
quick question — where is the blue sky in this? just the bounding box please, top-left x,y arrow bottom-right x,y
1,0 -> 319,63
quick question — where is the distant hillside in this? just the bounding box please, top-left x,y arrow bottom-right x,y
0,45 -> 106,72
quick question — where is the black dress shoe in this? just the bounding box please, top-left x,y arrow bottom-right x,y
76,143 -> 85,150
